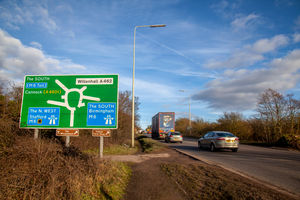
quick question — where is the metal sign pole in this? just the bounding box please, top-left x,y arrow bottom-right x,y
66,136 -> 70,147
100,136 -> 104,158
34,129 -> 39,139
189,96 -> 192,136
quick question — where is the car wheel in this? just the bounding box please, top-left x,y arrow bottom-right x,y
210,143 -> 216,152
232,148 -> 238,152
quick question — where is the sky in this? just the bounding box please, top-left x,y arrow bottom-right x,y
0,0 -> 300,129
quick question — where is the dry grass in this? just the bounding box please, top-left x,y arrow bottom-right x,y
0,118 -> 15,156
137,136 -> 165,153
161,163 -> 297,200
71,132 -> 138,156
0,136 -> 131,200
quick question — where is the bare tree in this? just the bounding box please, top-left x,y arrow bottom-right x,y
286,94 -> 300,136
257,88 -> 299,144
217,112 -> 252,140
175,118 -> 189,135
109,91 -> 140,144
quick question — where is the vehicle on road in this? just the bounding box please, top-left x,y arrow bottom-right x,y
152,112 -> 175,139
165,131 -> 183,143
146,127 -> 152,135
198,131 -> 239,152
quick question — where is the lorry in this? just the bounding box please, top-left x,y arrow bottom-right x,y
152,112 -> 175,139
146,127 -> 152,134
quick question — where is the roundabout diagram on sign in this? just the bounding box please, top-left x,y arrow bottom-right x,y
47,79 -> 100,127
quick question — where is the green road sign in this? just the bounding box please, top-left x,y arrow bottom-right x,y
20,75 -> 118,129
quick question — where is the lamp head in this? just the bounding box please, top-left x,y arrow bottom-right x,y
150,24 -> 166,28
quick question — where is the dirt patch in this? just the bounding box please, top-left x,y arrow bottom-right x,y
119,147 -> 297,200
105,153 -> 170,163
122,149 -> 194,200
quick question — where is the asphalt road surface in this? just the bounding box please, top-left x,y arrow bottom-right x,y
164,137 -> 300,197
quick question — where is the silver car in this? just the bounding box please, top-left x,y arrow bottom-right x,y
198,131 -> 239,152
165,131 -> 183,143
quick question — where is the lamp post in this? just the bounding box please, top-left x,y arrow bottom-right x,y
179,90 -> 192,135
132,24 -> 166,148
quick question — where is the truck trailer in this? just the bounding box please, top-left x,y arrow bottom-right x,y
152,112 -> 175,139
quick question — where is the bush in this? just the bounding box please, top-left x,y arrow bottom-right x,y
0,136 -> 131,200
276,135 -> 290,147
276,135 -> 300,149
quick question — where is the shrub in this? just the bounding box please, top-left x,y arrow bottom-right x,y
0,136 -> 131,200
276,134 -> 300,149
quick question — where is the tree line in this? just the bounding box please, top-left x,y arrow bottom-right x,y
1,83 -> 299,149
176,88 -> 300,149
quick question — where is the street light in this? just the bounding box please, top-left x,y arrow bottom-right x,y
131,24 -> 166,148
179,90 -> 192,135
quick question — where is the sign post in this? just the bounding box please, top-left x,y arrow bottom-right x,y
100,136 -> 104,158
66,136 -> 70,147
92,129 -> 111,158
34,129 -> 39,139
56,129 -> 79,147
20,75 -> 119,130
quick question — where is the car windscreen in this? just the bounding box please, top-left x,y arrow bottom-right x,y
216,132 -> 235,137
172,132 -> 181,135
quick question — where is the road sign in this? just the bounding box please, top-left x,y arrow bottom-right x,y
56,129 -> 79,136
87,103 -> 116,126
92,129 -> 111,137
20,75 -> 118,129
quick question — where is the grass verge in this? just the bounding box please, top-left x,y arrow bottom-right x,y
161,163 -> 296,200
83,144 -> 139,156
97,161 -> 131,200
137,136 -> 164,153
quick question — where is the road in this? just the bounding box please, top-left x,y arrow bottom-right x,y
164,137 -> 300,197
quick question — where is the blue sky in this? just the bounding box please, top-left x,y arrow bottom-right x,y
0,0 -> 300,129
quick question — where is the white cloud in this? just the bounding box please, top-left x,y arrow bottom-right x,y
231,14 -> 260,30
206,51 -> 264,69
141,64 -> 217,79
293,33 -> 300,43
211,0 -> 240,19
120,76 -> 175,102
251,34 -> 289,53
193,49 -> 300,111
0,0 -> 57,32
36,7 -> 57,32
206,34 -> 289,69
30,41 -> 42,49
0,29 -> 86,83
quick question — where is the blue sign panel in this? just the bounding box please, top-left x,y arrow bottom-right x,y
26,82 -> 48,89
27,107 -> 60,126
87,103 -> 116,126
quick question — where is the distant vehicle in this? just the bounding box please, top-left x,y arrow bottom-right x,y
198,131 -> 239,152
152,112 -> 175,139
165,131 -> 183,143
146,128 -> 152,135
